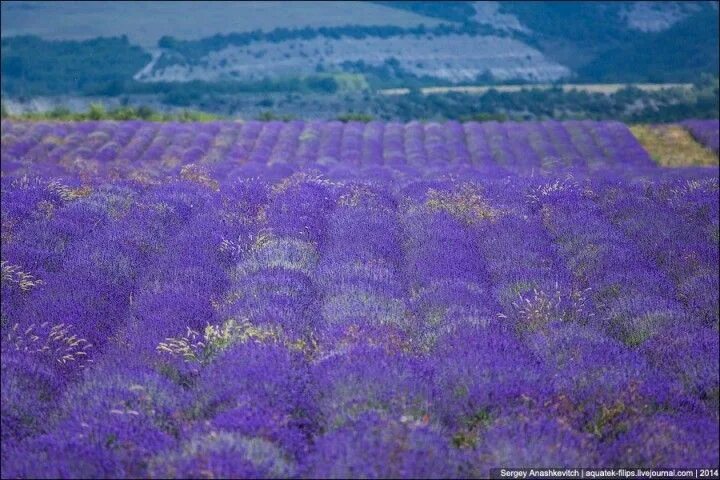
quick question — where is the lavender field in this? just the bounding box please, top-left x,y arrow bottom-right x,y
682,119 -> 720,154
1,119 -> 719,478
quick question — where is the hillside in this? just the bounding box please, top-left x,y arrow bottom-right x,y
0,1 -> 443,48
2,1 -> 718,99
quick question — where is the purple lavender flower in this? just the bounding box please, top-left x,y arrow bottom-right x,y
682,119 -> 720,153
1,119 -> 718,478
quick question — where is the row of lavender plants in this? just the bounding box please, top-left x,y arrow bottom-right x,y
1,120 -> 718,478
1,120 -> 659,182
682,119 -> 720,154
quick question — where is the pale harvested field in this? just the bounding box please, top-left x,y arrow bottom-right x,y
631,124 -> 719,167
380,83 -> 694,96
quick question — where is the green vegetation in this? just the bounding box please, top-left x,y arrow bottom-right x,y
256,111 -> 296,121
375,1 -> 719,84
337,113 -> 374,123
500,2 -> 719,83
0,36 -> 340,100
1,103 -> 221,122
157,22 -> 505,63
3,76 -> 716,124
459,113 -> 510,122
1,36 -> 150,96
374,78 -> 719,122
332,73 -> 370,92
2,2 -> 717,103
500,2 -> 633,46
339,58 -> 482,90
374,1 -> 477,24
579,11 -> 720,83
127,77 -> 339,107
4,104 -> 295,122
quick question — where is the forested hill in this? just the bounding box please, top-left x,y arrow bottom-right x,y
1,1 -> 718,121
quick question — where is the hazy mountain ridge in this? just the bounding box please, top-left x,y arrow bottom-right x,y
2,1 -> 718,91
139,1 -> 720,85
1,1 -> 718,122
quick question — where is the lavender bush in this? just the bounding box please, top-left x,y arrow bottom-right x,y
683,120 -> 720,154
1,119 -> 718,478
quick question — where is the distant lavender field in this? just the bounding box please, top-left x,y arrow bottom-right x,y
683,119 -> 720,153
1,120 -> 719,478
